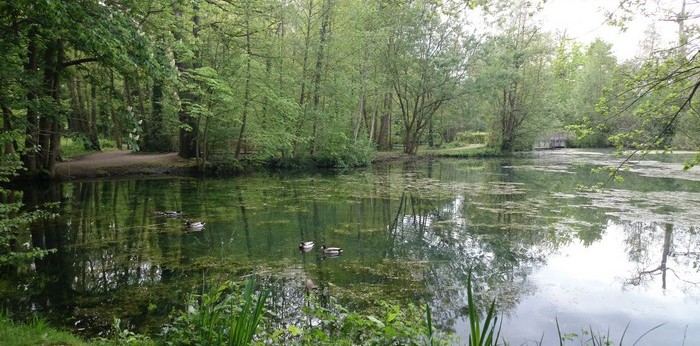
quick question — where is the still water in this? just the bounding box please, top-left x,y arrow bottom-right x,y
4,149 -> 700,344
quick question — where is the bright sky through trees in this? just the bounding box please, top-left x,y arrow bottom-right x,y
539,0 -> 682,61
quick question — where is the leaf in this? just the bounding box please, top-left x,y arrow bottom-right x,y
287,325 -> 302,336
367,315 -> 385,328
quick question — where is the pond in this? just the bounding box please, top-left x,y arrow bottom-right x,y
3,149 -> 700,345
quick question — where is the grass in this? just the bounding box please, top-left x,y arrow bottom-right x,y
421,144 -> 502,158
0,313 -> 157,346
60,137 -> 119,160
0,314 -> 89,346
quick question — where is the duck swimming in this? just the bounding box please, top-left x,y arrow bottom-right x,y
186,221 -> 205,231
321,245 -> 343,255
152,210 -> 182,218
299,241 -> 315,252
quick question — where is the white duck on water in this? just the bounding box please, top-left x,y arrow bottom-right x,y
299,241 -> 315,252
186,221 -> 205,231
321,245 -> 343,255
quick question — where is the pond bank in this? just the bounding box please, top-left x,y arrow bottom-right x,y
55,150 -> 197,181
54,145 -> 494,181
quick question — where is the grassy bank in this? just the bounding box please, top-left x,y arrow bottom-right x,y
0,315 -> 156,346
421,144 -> 502,158
0,315 -> 90,346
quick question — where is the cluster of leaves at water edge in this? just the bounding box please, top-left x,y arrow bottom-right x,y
158,275 -> 453,345
0,149 -> 56,267
161,277 -> 268,346
271,297 -> 453,346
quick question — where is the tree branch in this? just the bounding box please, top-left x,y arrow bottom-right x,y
63,57 -> 99,68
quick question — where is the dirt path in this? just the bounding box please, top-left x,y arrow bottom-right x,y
56,150 -> 194,180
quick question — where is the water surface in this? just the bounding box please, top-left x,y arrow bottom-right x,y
4,149 -> 699,344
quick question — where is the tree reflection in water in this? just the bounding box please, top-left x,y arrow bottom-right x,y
4,155 -> 699,342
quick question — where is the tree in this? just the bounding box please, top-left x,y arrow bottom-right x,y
567,39 -> 619,148
0,123 -> 54,269
0,1 -> 153,178
597,0 -> 700,171
385,1 -> 471,155
478,0 -> 554,152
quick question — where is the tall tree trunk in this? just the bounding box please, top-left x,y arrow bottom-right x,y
110,70 -> 122,149
88,81 -> 101,151
235,3 -> 253,160
677,0 -> 688,59
39,39 -> 64,176
377,92 -> 392,151
68,76 -> 82,134
143,43 -> 169,152
176,4 -> 200,159
309,0 -> 332,157
368,90 -> 379,144
124,77 -> 135,150
23,29 -> 39,173
2,105 -> 17,154
292,0 -> 315,158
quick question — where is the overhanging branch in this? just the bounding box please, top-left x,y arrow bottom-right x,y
63,57 -> 99,68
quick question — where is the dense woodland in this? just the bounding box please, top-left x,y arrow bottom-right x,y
0,0 -> 699,179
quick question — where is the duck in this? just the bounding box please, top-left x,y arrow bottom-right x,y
321,245 -> 343,255
299,241 -> 315,252
186,221 -> 205,231
152,210 -> 182,218
304,278 -> 317,291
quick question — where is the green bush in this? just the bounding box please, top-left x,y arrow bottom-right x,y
0,148 -> 55,268
162,277 -> 268,346
455,132 -> 489,144
268,298 -> 453,346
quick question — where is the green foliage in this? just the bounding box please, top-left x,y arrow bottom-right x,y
466,272 -> 502,346
93,318 -> 155,346
162,276 -> 269,346
312,137 -> 375,168
426,146 -> 503,159
0,144 -> 55,267
270,297 -> 453,346
454,132 -> 489,144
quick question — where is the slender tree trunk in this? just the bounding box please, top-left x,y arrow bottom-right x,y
39,43 -> 57,169
68,76 -> 81,133
677,0 -> 688,58
143,42 -> 169,152
23,29 -> 39,173
309,0 -> 332,157
88,81 -> 101,151
2,105 -> 17,154
353,95 -> 364,142
377,92 -> 392,150
124,77 -> 134,150
46,40 -> 64,178
368,90 -> 379,144
235,3 -> 253,160
292,0 -> 315,157
110,70 -> 122,149
175,3 -> 200,159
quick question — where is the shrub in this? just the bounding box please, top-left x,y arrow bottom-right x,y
162,277 -> 269,346
455,132 -> 489,145
269,297 -> 454,346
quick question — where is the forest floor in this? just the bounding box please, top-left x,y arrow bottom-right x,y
55,144 -> 487,180
55,150 -> 195,180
